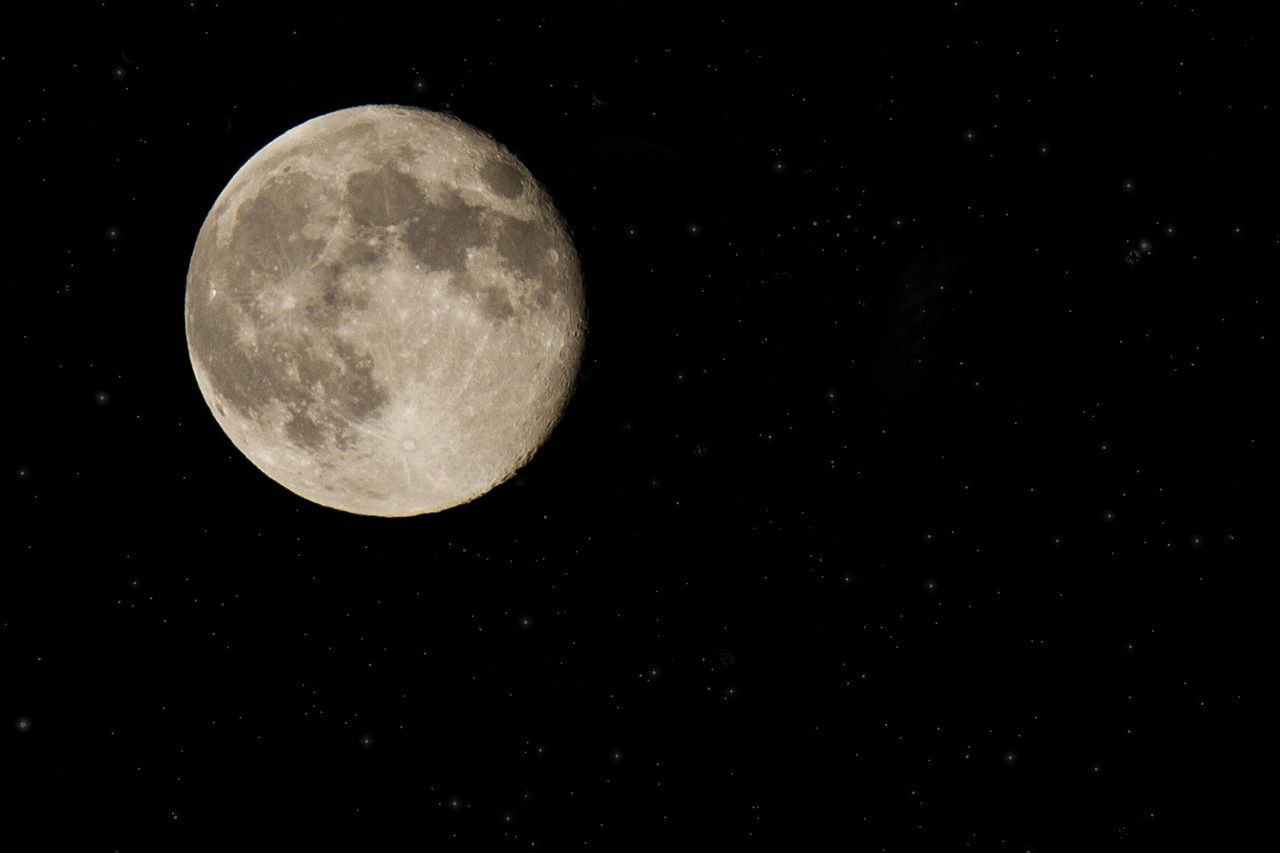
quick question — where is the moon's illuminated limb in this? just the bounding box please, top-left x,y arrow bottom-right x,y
185,105 -> 585,516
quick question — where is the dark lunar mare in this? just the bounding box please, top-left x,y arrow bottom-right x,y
187,168 -> 392,455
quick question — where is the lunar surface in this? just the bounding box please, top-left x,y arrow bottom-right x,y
185,105 -> 585,516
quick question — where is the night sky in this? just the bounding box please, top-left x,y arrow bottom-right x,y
4,3 -> 1263,850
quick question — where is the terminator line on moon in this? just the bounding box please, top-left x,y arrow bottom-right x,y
185,105 -> 586,516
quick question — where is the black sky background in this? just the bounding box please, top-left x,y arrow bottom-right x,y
3,3 -> 1266,850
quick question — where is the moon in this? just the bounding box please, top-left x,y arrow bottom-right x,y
185,105 -> 586,516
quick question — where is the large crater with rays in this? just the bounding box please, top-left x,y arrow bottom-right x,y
185,105 -> 585,516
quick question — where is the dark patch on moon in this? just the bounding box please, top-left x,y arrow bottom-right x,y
480,158 -> 525,199
399,189 -> 569,322
188,169 -> 390,452
226,171 -> 332,290
495,215 -> 554,279
284,404 -> 328,449
478,287 -> 515,321
304,243 -> 378,327
189,303 -> 390,454
303,269 -> 373,327
347,164 -> 425,228
322,274 -> 371,313
341,241 -> 382,267
286,336 -> 389,451
494,214 -> 575,309
403,190 -> 486,274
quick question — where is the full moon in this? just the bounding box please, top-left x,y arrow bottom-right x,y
185,105 -> 586,516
